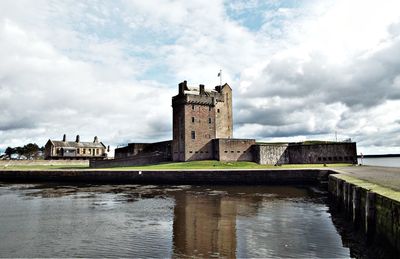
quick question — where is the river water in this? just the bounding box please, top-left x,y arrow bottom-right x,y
358,157 -> 400,167
0,183 -> 385,258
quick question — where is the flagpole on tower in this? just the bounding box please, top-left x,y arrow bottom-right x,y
218,69 -> 222,86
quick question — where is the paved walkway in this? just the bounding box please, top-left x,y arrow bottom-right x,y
335,166 -> 400,192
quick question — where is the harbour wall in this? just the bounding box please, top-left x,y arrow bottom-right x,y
0,169 -> 330,184
328,174 -> 400,252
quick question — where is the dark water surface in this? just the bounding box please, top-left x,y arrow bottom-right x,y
0,183 -> 355,258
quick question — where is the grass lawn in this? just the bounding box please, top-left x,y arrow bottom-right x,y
1,160 -> 353,170
106,160 -> 353,170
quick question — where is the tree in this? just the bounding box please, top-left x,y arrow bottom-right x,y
5,147 -> 15,156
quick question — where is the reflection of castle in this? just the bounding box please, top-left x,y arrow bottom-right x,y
171,186 -> 309,257
91,81 -> 357,167
173,194 -> 238,258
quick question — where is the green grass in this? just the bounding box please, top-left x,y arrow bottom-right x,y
0,160 -> 354,170
108,160 -> 353,170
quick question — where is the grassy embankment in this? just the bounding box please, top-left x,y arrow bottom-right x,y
0,160 -> 353,170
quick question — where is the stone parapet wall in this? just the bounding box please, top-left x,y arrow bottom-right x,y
90,153 -> 169,168
253,144 -> 289,165
253,142 -> 357,165
289,143 -> 357,164
214,139 -> 255,161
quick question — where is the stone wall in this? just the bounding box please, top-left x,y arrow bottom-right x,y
329,174 -> 400,253
253,144 -> 289,165
184,104 -> 215,161
289,142 -> 357,164
172,102 -> 185,161
0,168 -> 331,184
115,141 -> 172,159
90,152 -> 169,168
215,84 -> 233,139
214,139 -> 255,161
253,142 -> 357,165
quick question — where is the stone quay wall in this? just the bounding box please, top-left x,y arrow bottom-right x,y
328,174 -> 400,253
0,169 -> 331,185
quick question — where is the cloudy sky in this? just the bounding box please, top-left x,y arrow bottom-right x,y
0,0 -> 399,155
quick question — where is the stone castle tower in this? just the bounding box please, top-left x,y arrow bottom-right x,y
172,81 -> 233,161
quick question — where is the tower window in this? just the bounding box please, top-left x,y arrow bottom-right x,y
208,118 -> 211,124
217,109 -> 220,113
191,131 -> 196,139
192,117 -> 195,123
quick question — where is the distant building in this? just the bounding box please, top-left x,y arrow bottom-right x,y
45,134 -> 107,160
91,81 -> 357,168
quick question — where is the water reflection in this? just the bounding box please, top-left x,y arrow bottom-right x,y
0,183 -> 372,258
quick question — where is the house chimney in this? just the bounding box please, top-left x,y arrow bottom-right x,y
76,135 -> 80,143
199,84 -> 205,95
107,145 -> 110,152
93,136 -> 99,143
63,134 -> 66,142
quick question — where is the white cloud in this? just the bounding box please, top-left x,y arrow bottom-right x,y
0,0 -> 399,155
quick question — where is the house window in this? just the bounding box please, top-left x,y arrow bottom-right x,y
208,118 -> 212,124
96,149 -> 99,155
192,117 -> 195,123
83,149 -> 86,154
191,131 -> 196,139
209,106 -> 211,111
217,109 -> 220,113
192,104 -> 195,110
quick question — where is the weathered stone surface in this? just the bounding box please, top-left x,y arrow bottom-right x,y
214,138 -> 255,161
253,144 -> 289,165
329,174 -> 400,252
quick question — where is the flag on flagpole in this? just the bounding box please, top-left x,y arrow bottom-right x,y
217,72 -> 221,77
